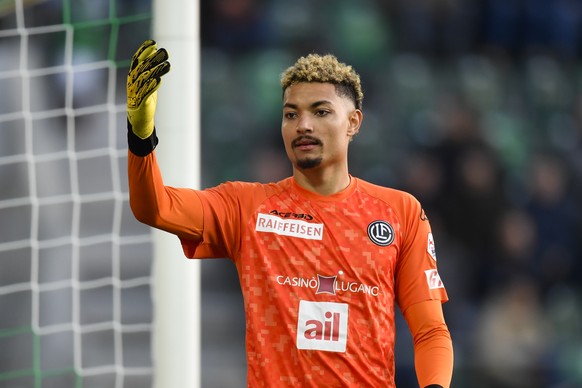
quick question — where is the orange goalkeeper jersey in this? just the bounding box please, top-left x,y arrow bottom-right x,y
128,149 -> 449,387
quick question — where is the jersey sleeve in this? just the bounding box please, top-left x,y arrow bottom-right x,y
128,145 -> 205,247
394,193 -> 448,311
182,181 -> 261,260
404,300 -> 454,388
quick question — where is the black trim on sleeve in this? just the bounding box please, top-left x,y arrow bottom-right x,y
127,119 -> 158,156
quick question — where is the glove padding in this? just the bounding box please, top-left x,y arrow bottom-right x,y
127,40 -> 171,139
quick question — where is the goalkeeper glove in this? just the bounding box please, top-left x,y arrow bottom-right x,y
127,39 -> 171,139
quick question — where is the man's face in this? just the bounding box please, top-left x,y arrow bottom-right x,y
281,82 -> 361,171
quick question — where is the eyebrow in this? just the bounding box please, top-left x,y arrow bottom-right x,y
283,100 -> 332,110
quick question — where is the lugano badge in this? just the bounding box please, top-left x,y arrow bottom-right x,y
367,220 -> 395,247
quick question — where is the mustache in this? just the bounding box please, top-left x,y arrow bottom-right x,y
291,135 -> 322,148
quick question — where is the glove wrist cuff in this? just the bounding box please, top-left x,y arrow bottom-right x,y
127,119 -> 158,156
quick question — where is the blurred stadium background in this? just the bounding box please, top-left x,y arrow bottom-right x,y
1,0 -> 582,387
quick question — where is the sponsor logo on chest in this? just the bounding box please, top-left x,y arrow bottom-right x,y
277,273 -> 380,297
296,300 -> 348,352
256,213 -> 323,240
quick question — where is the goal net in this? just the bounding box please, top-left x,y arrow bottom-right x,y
0,1 -> 176,387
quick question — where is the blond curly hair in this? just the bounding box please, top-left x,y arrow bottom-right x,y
280,54 -> 363,110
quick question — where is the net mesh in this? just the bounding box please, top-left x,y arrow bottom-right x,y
0,1 -> 156,387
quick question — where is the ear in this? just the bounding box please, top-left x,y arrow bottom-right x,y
347,109 -> 363,137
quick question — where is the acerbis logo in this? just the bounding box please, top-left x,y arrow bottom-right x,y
269,209 -> 314,220
367,220 -> 394,247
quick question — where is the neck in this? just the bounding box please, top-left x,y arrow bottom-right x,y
293,165 -> 351,196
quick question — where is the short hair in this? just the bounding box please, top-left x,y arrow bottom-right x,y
280,54 -> 363,110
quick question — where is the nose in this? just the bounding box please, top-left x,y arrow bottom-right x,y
296,114 -> 313,133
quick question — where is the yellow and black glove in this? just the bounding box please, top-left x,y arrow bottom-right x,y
127,39 -> 171,139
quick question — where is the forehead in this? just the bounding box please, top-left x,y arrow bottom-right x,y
283,82 -> 346,107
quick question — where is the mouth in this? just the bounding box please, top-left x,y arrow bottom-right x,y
292,136 -> 321,150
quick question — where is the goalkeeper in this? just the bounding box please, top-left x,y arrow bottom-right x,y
127,40 -> 454,388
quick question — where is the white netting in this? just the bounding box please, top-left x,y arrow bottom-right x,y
0,1 -> 156,387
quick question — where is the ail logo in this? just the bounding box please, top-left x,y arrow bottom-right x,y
296,301 -> 348,353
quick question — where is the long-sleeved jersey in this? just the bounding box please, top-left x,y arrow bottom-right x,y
128,129 -> 452,387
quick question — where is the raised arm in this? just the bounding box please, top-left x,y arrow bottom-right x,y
126,40 -> 204,242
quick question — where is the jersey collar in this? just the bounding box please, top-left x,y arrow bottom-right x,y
291,175 -> 357,202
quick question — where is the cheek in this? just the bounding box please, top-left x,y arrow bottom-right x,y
281,126 -> 294,156
281,125 -> 291,144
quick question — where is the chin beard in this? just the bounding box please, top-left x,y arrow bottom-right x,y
297,157 -> 322,169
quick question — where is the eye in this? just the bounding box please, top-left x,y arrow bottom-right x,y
284,111 -> 298,119
315,109 -> 329,117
